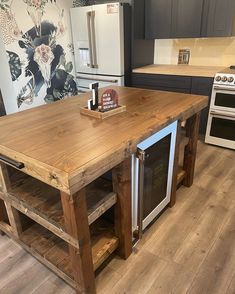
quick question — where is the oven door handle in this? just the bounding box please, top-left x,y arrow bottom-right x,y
210,110 -> 235,119
213,85 -> 235,92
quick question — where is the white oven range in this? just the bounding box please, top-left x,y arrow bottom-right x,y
205,68 -> 235,150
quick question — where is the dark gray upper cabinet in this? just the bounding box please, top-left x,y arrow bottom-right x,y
145,0 -> 204,39
145,0 -> 172,39
145,0 -> 235,39
133,0 -> 146,39
201,0 -> 235,37
171,0 -> 204,38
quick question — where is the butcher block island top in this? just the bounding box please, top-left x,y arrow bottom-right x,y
0,86 -> 208,293
0,86 -> 208,195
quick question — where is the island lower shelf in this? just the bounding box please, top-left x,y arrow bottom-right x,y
0,218 -> 118,289
0,164 -> 120,291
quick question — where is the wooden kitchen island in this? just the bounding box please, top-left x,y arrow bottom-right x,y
0,86 -> 208,293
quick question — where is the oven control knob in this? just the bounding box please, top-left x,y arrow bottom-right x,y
228,76 -> 234,83
215,76 -> 221,82
221,76 -> 228,82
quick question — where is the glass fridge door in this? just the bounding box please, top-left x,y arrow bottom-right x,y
143,134 -> 171,220
135,121 -> 177,234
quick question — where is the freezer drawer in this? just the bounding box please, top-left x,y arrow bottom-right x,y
76,73 -> 124,93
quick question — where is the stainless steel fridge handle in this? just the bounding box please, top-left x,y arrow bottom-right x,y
86,11 -> 93,68
77,76 -> 118,83
78,89 -> 87,93
90,11 -> 98,69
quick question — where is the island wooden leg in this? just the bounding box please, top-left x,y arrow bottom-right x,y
60,189 -> 96,294
0,200 -> 7,235
112,157 -> 132,259
183,112 -> 200,187
5,203 -> 22,238
0,163 -> 22,238
170,121 -> 181,208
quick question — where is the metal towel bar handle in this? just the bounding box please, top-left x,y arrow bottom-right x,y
0,154 -> 25,169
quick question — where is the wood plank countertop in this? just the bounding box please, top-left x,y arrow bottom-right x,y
0,86 -> 208,194
133,64 -> 225,78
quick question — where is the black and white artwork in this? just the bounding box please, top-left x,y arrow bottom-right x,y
0,0 -> 78,110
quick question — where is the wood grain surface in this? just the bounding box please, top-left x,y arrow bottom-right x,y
133,64 -> 225,77
0,86 -> 208,194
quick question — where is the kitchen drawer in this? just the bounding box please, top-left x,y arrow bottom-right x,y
132,73 -> 191,92
191,77 -> 213,96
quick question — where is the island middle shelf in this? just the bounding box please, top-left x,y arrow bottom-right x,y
0,165 -> 117,246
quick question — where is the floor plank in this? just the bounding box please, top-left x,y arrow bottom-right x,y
147,261 -> 195,294
110,250 -> 166,294
187,215 -> 235,294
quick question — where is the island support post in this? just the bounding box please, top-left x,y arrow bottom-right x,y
60,189 -> 96,294
170,112 -> 201,207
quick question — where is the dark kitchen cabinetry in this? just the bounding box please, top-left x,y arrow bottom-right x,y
201,0 -> 235,37
132,73 -> 191,93
145,0 -> 172,39
132,73 -> 213,134
145,0 -> 203,39
131,0 -> 155,69
171,0 -> 204,38
146,0 -> 235,39
191,77 -> 213,134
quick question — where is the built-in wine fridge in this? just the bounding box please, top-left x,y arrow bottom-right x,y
132,121 -> 177,239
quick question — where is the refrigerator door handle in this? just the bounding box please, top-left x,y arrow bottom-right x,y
77,76 -> 118,83
86,11 -> 93,68
90,11 -> 98,69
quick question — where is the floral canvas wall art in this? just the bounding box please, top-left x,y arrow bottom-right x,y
0,0 -> 77,111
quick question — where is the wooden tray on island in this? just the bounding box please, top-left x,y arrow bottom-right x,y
80,105 -> 126,119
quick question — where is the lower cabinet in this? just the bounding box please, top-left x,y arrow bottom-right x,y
132,73 -> 213,135
132,73 -> 191,93
191,77 -> 213,134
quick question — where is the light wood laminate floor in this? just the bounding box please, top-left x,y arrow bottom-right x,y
0,140 -> 235,294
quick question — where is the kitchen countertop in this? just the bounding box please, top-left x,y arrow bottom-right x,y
133,64 -> 225,78
0,86 -> 208,194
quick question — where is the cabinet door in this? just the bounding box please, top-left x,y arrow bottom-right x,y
132,73 -> 191,93
171,0 -> 204,38
145,0 -> 172,39
201,0 -> 235,37
133,0 -> 145,39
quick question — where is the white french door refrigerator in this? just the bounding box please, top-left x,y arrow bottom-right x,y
70,2 -> 130,93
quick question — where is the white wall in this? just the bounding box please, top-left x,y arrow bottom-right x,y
154,37 -> 235,66
0,32 -> 17,114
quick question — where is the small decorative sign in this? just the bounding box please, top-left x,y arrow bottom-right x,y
107,3 -> 119,14
100,89 -> 119,112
